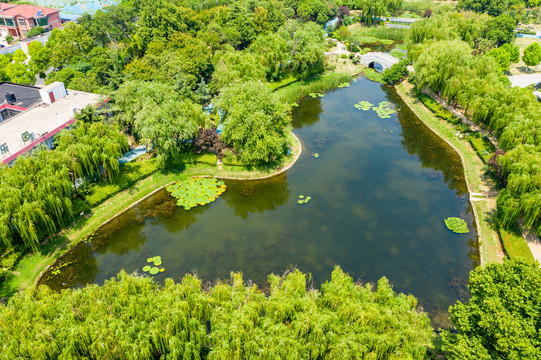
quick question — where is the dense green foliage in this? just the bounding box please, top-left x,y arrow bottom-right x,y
442,260 -> 541,359
216,80 -> 292,164
382,58 -> 409,84
0,267 -> 433,359
411,35 -> 541,233
0,121 -> 127,251
458,0 -> 509,16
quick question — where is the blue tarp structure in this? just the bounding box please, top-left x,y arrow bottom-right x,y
33,0 -> 119,15
324,17 -> 339,33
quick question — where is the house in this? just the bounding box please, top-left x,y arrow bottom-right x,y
0,3 -> 61,39
0,81 -> 103,166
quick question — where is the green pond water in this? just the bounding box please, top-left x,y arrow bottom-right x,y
40,78 -> 479,327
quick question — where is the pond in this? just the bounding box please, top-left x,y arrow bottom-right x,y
40,77 -> 479,328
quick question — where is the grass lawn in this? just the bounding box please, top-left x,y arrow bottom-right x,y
499,226 -> 536,262
0,133 -> 302,298
396,81 -> 507,265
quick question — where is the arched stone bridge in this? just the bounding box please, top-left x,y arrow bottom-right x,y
359,52 -> 399,72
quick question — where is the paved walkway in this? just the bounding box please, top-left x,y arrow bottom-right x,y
508,73 -> 541,88
324,41 -> 349,56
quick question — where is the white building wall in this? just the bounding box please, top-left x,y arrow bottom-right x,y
39,82 -> 67,104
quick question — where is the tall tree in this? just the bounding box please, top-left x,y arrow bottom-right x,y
215,80 -> 292,164
523,42 -> 541,71
458,0 -> 509,16
442,260 -> 541,359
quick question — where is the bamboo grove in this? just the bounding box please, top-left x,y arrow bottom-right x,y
409,12 -> 541,233
0,267 -> 433,359
0,121 -> 127,251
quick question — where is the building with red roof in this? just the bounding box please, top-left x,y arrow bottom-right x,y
0,3 -> 61,39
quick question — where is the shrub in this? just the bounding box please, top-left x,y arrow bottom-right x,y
390,49 -> 407,59
418,94 -> 457,121
468,134 -> 495,164
382,59 -> 409,84
26,26 -> 45,38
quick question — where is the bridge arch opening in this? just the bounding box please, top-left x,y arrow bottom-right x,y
368,61 -> 384,73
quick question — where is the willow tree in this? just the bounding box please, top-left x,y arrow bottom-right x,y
55,121 -> 129,181
135,98 -> 209,168
358,0 -> 402,24
0,149 -> 73,250
0,267 -> 433,359
215,80 -> 292,164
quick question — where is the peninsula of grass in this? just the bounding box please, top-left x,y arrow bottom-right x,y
396,81 -> 510,265
275,72 -> 355,104
0,132 -> 302,298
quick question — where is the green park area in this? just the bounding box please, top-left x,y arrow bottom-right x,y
1,0 -> 541,358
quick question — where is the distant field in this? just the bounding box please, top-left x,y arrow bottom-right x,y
30,0 -> 119,15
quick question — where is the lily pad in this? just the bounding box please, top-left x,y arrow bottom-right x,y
154,260 -> 162,266
159,268 -> 165,272
298,195 -> 312,204
143,266 -> 151,272
167,177 -> 227,210
444,217 -> 469,234
313,153 -> 319,158
149,267 -> 160,275
372,101 -> 396,119
354,101 -> 373,111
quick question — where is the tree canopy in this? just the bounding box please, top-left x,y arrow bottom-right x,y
216,80 -> 292,164
0,267 -> 433,359
442,260 -> 541,359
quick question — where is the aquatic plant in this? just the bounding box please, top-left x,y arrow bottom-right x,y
354,101 -> 373,111
337,82 -> 351,88
372,101 -> 396,119
444,217 -> 469,233
50,261 -> 73,276
167,177 -> 226,210
357,35 -> 379,44
312,153 -> 320,158
143,256 -> 165,275
147,256 -> 161,264
298,195 -> 312,204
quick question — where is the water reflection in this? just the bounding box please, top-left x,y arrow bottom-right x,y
221,173 -> 290,219
39,242 -> 98,290
291,97 -> 323,129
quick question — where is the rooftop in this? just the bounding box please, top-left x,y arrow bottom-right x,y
0,82 -> 42,109
0,4 -> 59,18
0,90 -> 102,165
0,3 -> 16,11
